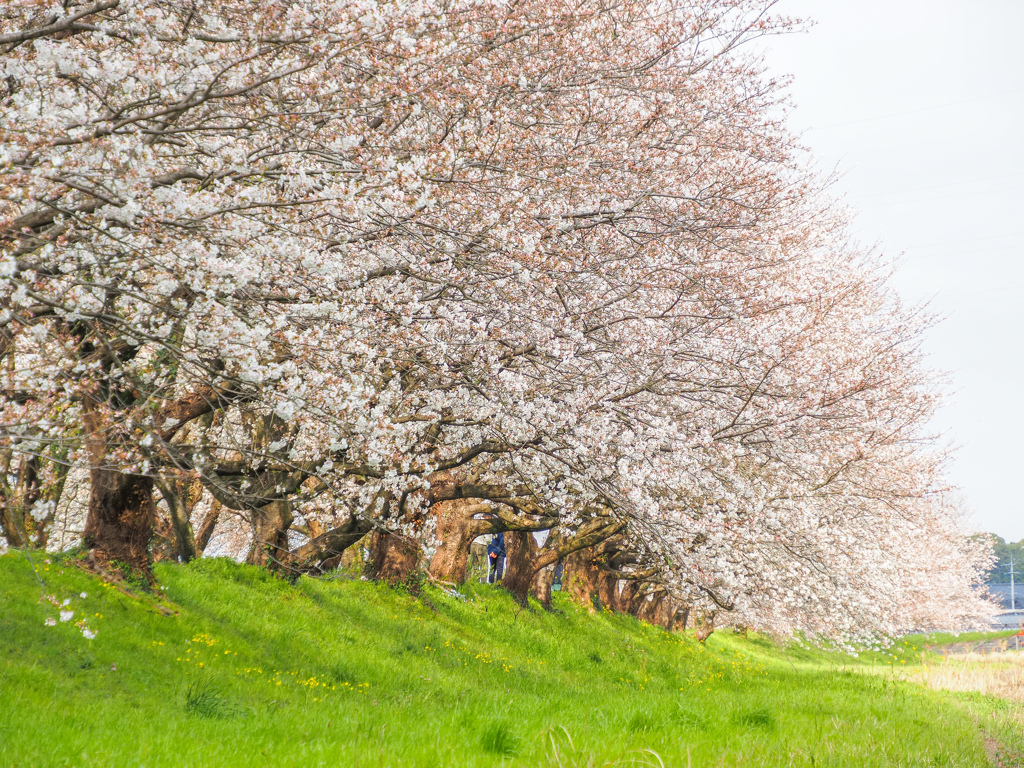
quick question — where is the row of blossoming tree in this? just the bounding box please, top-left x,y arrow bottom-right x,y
1,0 -> 993,643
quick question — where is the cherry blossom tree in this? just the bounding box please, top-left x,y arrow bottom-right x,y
1,0 -> 993,638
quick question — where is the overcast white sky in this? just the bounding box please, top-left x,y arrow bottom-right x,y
760,0 -> 1024,542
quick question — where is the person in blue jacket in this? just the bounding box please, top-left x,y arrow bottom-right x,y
487,532 -> 506,584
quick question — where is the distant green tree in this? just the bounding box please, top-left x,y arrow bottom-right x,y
983,535 -> 1024,583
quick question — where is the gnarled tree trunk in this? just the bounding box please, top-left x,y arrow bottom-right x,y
195,499 -> 222,555
530,564 -> 555,609
562,546 -> 602,611
80,393 -> 195,580
616,579 -> 641,613
597,571 -> 618,611
427,498 -> 490,583
155,474 -> 202,563
367,530 -> 420,583
671,605 -> 690,633
693,609 -> 717,642
635,590 -> 665,625
83,467 -> 156,578
501,530 -> 536,605
285,516 -> 372,574
248,499 -> 293,569
654,596 -> 679,629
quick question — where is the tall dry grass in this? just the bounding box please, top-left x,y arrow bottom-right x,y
907,648 -> 1024,707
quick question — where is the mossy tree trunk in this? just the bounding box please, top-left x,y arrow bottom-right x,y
562,547 -> 603,611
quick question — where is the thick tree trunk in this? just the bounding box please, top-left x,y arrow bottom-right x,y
562,546 -> 602,611
635,591 -> 664,625
155,476 -> 199,563
0,450 -> 69,549
428,498 -> 486,583
654,597 -> 678,629
286,517 -> 372,574
597,571 -> 618,611
367,530 -> 420,583
247,499 -> 293,569
616,579 -> 641,613
501,530 -> 535,606
693,609 -> 717,642
81,398 -> 156,578
195,499 -> 222,555
530,565 -> 555,609
671,606 -> 690,633
82,468 -> 156,578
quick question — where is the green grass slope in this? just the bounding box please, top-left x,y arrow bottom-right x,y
0,553 -> 1019,767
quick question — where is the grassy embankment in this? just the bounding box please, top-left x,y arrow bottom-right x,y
1,552 -> 1021,767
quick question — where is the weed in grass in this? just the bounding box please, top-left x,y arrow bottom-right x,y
630,748 -> 668,768
479,720 -> 519,757
540,726 -> 584,767
733,706 -> 775,730
329,658 -> 360,685
674,705 -> 712,731
627,711 -> 658,734
184,678 -> 238,719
